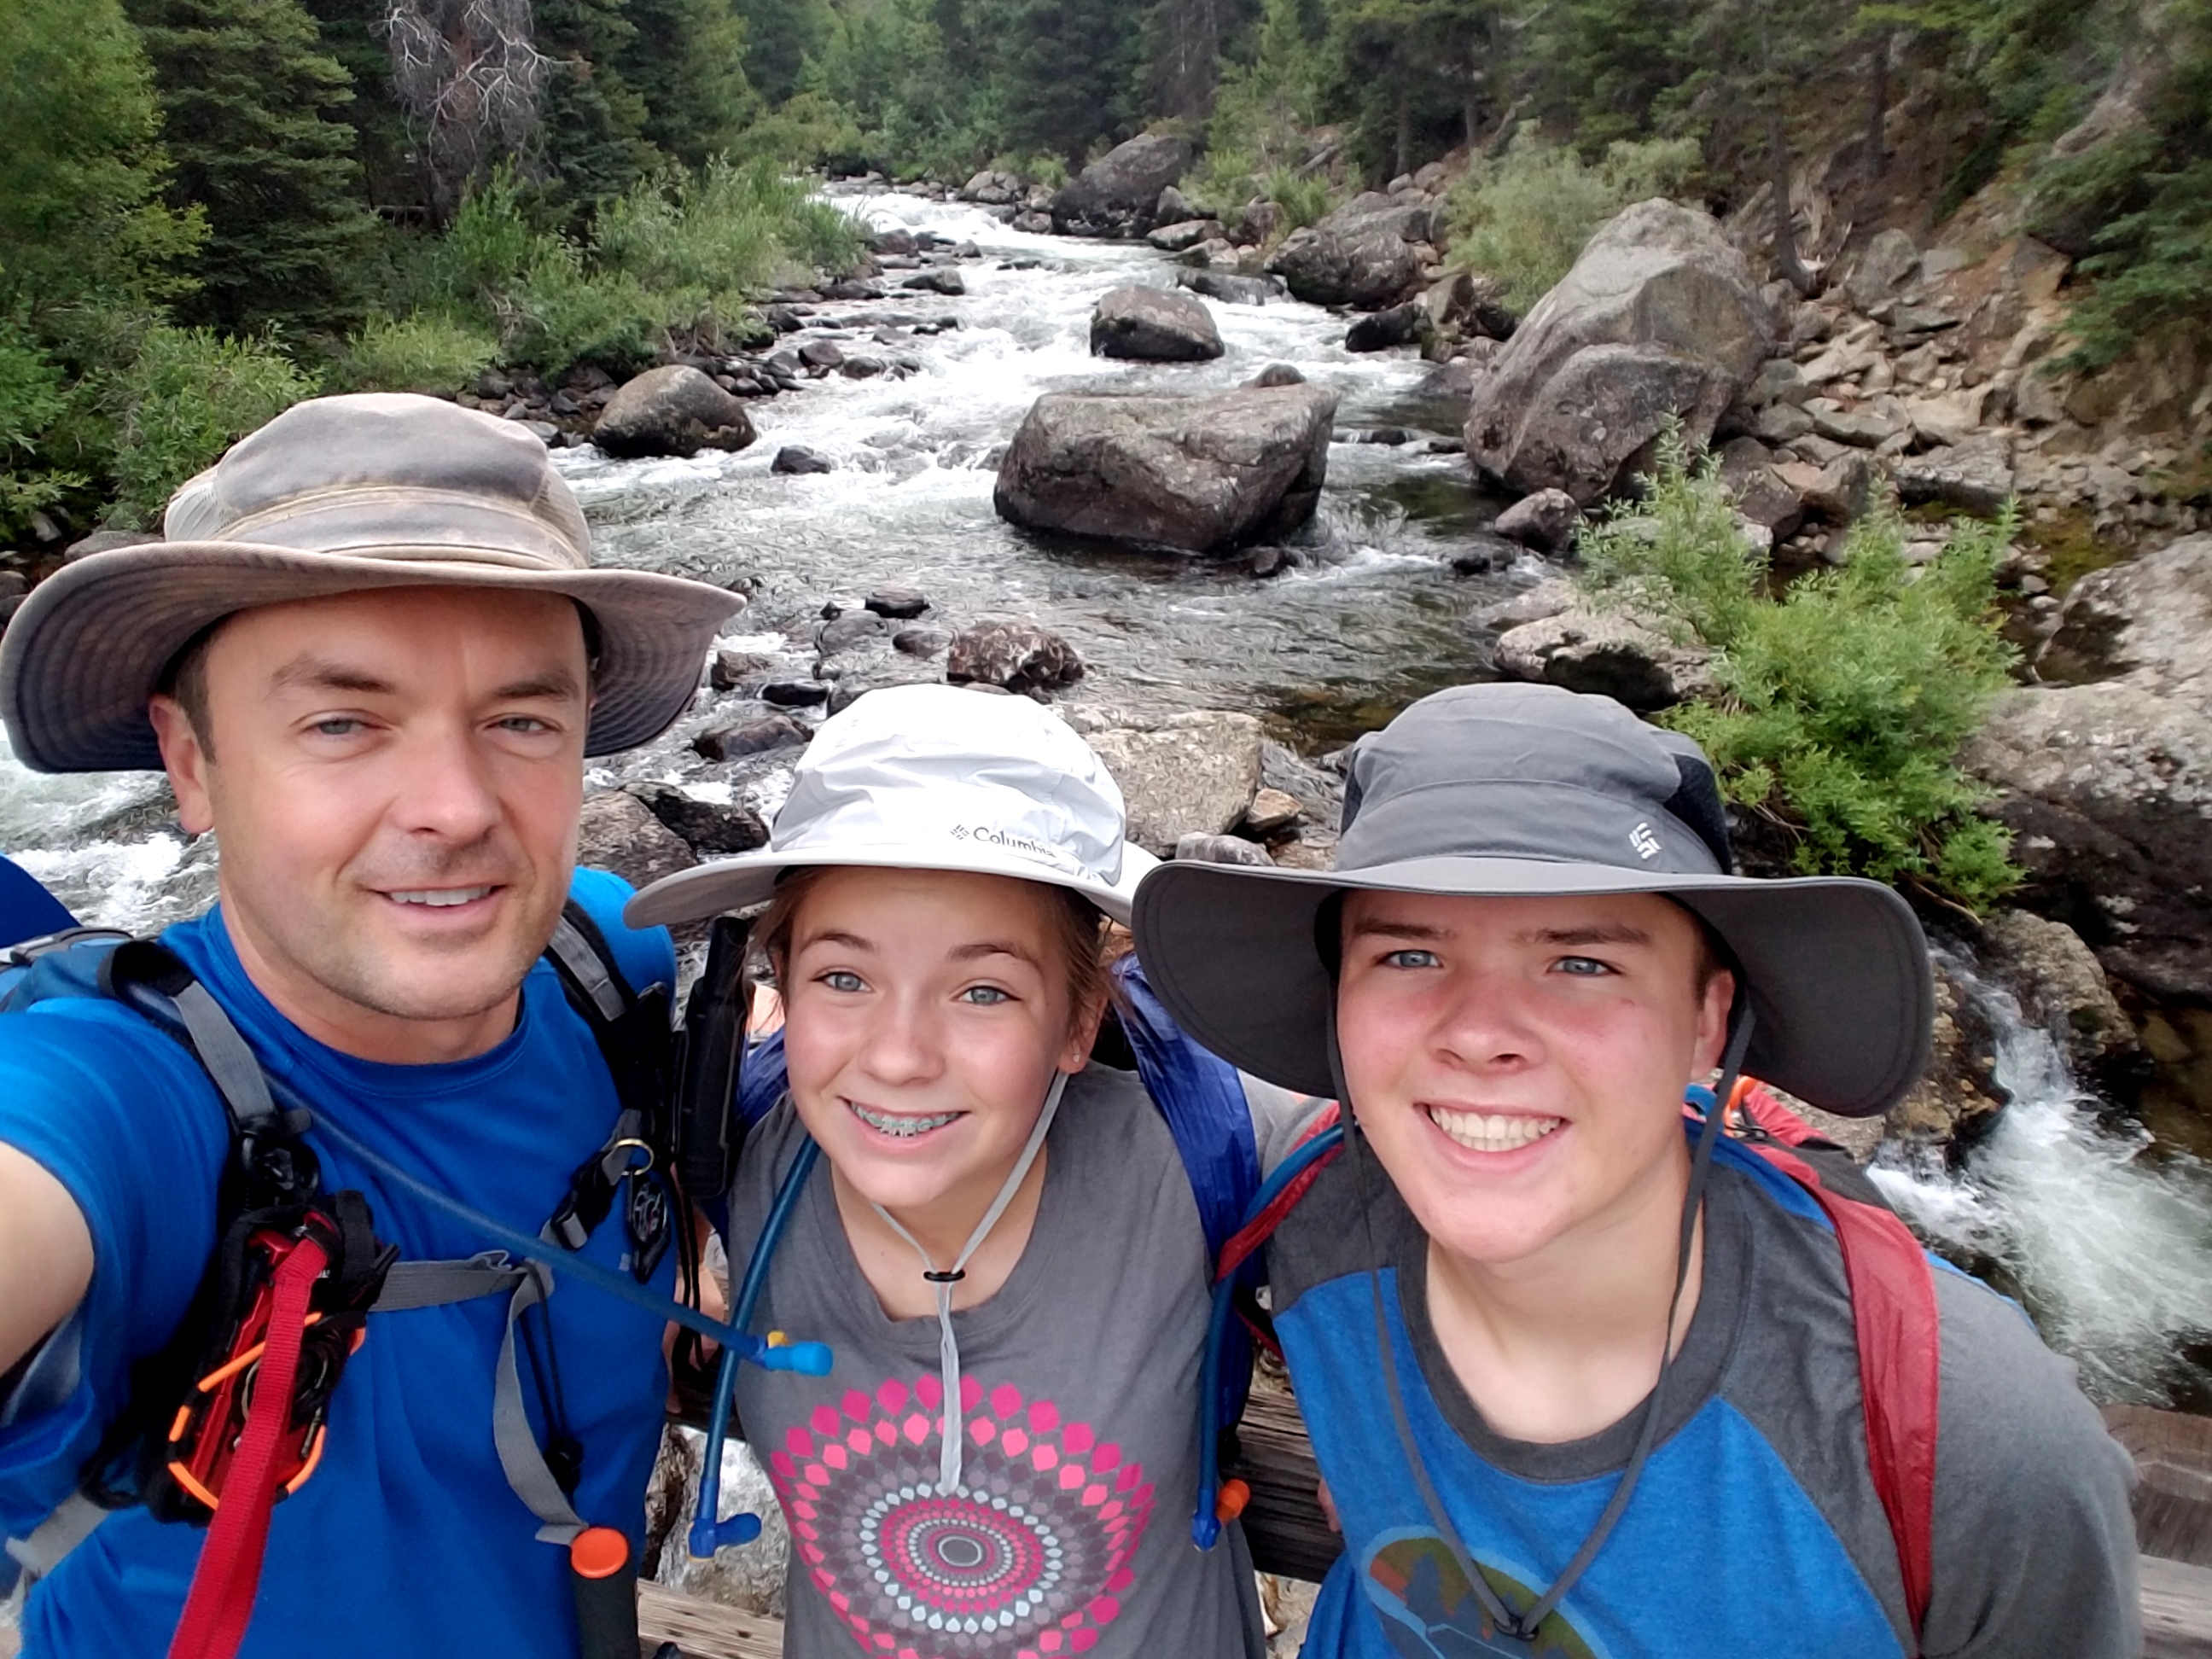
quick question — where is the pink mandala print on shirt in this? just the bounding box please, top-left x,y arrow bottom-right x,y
766,1372 -> 1155,1659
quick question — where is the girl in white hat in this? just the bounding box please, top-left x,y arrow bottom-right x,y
627,684 -> 1282,1659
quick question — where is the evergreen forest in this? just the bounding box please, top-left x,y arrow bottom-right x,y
0,0 -> 2203,542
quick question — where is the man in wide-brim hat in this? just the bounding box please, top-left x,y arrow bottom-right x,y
1133,683 -> 2137,1659
0,394 -> 739,1656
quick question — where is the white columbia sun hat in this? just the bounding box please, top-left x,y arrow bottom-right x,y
623,683 -> 1153,929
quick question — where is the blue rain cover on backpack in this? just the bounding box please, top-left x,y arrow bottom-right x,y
0,856 -> 75,954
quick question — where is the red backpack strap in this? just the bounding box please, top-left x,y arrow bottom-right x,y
1748,1135 -> 1941,1642
1216,1102 -> 1342,1283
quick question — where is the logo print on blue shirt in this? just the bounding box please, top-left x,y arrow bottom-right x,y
1363,1530 -> 1602,1659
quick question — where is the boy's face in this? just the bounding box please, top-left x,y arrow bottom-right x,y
1335,889 -> 1734,1268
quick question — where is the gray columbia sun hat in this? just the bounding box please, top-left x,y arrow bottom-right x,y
1132,683 -> 1934,1118
0,393 -> 744,772
625,682 -> 1156,930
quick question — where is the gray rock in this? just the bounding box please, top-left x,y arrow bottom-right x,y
630,783 -> 770,857
1977,908 -> 2139,1081
761,680 -> 830,707
1155,185 -> 1200,225
816,610 -> 890,653
1412,354 -> 1488,405
1464,201 -> 1770,504
864,587 -> 929,620
1264,192 -> 1434,309
1146,219 -> 1223,253
1087,711 -> 1265,854
594,366 -> 757,459
945,622 -> 1083,696
690,716 -> 813,765
1893,435 -> 2016,518
818,643 -> 945,713
1888,963 -> 2007,1145
708,649 -> 772,691
1175,833 -> 1274,866
1344,302 -> 1423,352
868,226 -> 918,258
839,356 -> 888,380
1051,134 -> 1193,234
797,341 -> 845,370
893,626 -> 951,657
992,384 -> 1339,554
1746,358 -> 1812,408
902,269 -> 965,296
1491,488 -> 1581,555
1805,399 -> 1901,448
1090,286 -> 1224,362
2037,533 -> 2212,693
1470,577 -> 1575,631
1753,402 -> 1815,445
1245,363 -> 1306,388
1803,452 -> 1878,525
1448,535 -> 1521,574
1717,439 -> 1807,544
771,445 -> 835,475
576,790 -> 697,891
1175,269 -> 1282,306
1494,606 -> 1712,710
1846,228 -> 1921,311
1241,788 -> 1303,835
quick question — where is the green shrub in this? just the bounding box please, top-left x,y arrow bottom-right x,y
1441,130 -> 1703,310
1578,433 -> 2022,910
1262,167 -> 1336,235
331,311 -> 499,395
107,323 -> 314,525
0,315 -> 85,538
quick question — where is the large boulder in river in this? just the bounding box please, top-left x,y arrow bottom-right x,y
1264,193 -> 1433,309
1051,134 -> 1193,236
1963,533 -> 2212,1000
1463,200 -> 1770,504
1077,709 -> 1265,855
593,366 -> 757,459
1090,286 -> 1224,361
993,384 -> 1339,554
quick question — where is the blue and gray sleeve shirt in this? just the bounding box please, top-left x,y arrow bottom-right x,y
1268,1132 -> 2140,1659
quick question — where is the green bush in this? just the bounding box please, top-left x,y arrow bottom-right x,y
108,324 -> 315,526
1262,167 -> 1336,235
1578,433 -> 2022,910
331,311 -> 499,395
1441,130 -> 1703,310
0,316 -> 85,539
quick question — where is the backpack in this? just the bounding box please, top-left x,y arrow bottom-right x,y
0,892 -> 762,1659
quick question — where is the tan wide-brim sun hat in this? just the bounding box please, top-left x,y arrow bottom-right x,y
0,393 -> 744,772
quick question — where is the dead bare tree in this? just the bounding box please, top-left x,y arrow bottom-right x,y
382,0 -> 547,224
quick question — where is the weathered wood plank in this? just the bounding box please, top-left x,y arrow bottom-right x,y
637,1581 -> 784,1659
2110,1406 -> 2212,1570
2140,1555 -> 2212,1657
1226,1387 -> 1342,1583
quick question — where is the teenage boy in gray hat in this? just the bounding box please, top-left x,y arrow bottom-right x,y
1134,684 -> 2138,1659
0,394 -> 739,1656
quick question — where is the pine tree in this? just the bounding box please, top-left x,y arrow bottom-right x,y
733,0 -> 832,105
535,0 -> 663,218
995,0 -> 1138,167
298,0 -> 422,215
0,0 -> 203,323
620,0 -> 756,164
125,0 -> 377,333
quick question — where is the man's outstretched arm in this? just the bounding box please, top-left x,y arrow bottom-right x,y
0,1141 -> 93,1378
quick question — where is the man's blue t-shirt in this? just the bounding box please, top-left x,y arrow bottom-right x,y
0,869 -> 678,1658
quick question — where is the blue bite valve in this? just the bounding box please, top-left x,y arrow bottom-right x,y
688,1509 -> 764,1559
757,1339 -> 832,1376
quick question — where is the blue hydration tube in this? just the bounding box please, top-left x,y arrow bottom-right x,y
689,1137 -> 826,1559
1190,1121 -> 1344,1550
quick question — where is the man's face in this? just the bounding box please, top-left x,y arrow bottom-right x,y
149,586 -> 591,1062
1335,889 -> 1734,1269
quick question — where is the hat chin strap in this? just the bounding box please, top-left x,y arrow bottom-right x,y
1330,1000 -> 1756,1644
870,1069 -> 1068,1494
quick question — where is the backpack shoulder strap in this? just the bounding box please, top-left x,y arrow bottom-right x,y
1734,1086 -> 1939,1643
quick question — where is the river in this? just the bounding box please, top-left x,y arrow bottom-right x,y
5,184 -> 2210,1429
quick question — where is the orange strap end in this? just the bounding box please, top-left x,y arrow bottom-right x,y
1214,1479 -> 1251,1523
568,1525 -> 632,1581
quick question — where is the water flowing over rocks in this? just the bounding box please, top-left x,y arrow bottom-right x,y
1965,534 -> 2212,1000
1464,199 -> 1771,504
1089,285 -> 1224,362
992,383 -> 1338,553
1264,192 -> 1437,310
593,366 -> 758,459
